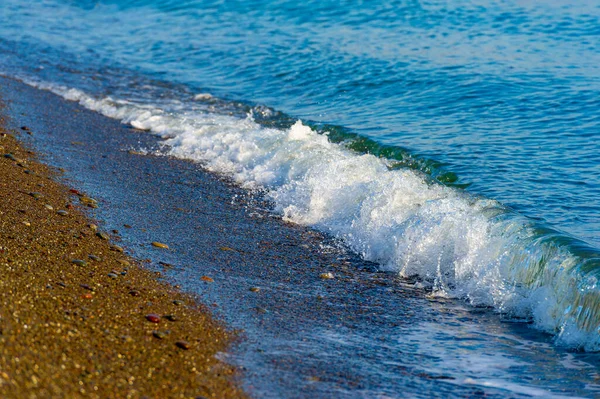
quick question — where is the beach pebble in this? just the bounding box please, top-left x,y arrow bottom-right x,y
159,261 -> 174,269
81,293 -> 93,299
110,245 -> 124,253
107,273 -> 118,279
88,223 -> 98,230
57,210 -> 69,216
44,204 -> 54,210
88,254 -> 101,261
220,246 -> 235,251
129,290 -> 140,297
151,242 -> 169,249
80,196 -> 98,208
164,315 -> 177,322
200,276 -> 214,282
96,231 -> 109,240
249,287 -> 260,292
3,153 -> 17,161
117,259 -> 130,266
175,340 -> 191,350
173,300 -> 184,306
29,192 -> 44,200
153,330 -> 170,339
146,314 -> 161,323
319,272 -> 335,280
120,335 -> 134,343
72,259 -> 87,267
22,221 -> 31,227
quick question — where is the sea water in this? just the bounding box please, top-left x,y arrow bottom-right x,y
1,0 -> 599,396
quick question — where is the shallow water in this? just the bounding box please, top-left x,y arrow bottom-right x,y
1,0 -> 600,395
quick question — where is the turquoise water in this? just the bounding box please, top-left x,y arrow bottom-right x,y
2,0 -> 600,374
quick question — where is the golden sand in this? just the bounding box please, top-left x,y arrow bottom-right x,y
0,123 -> 245,398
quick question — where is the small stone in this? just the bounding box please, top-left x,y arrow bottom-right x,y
21,126 -> 30,131
80,284 -> 94,291
319,272 -> 335,280
22,221 -> 31,227
81,293 -> 93,299
44,204 -> 54,211
80,196 -> 99,208
72,259 -> 87,267
57,210 -> 69,216
123,224 -> 132,228
152,330 -> 170,339
3,153 -> 16,161
96,231 -> 109,240
173,300 -> 184,306
88,224 -> 98,230
88,255 -> 101,261
110,245 -> 124,253
120,335 -> 134,343
80,196 -> 97,205
158,261 -> 174,269
151,242 -> 169,249
107,273 -> 118,279
220,246 -> 235,251
164,315 -> 177,322
256,307 -> 268,314
175,340 -> 191,350
249,287 -> 260,292
28,192 -> 44,200
117,259 -> 130,266
145,314 -> 161,323
200,276 -> 214,282
129,290 -> 140,297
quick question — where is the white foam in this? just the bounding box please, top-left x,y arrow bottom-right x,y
24,79 -> 600,351
194,93 -> 213,100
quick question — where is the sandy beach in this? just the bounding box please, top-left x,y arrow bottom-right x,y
0,97 -> 245,397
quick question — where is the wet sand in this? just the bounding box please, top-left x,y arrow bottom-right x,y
0,98 -> 245,396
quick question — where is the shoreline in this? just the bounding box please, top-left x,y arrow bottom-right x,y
0,97 -> 245,397
3,75 -> 600,398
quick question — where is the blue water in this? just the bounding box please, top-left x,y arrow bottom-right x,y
1,0 -> 598,246
1,0 -> 600,396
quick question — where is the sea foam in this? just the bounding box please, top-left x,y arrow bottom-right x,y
24,79 -> 600,351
